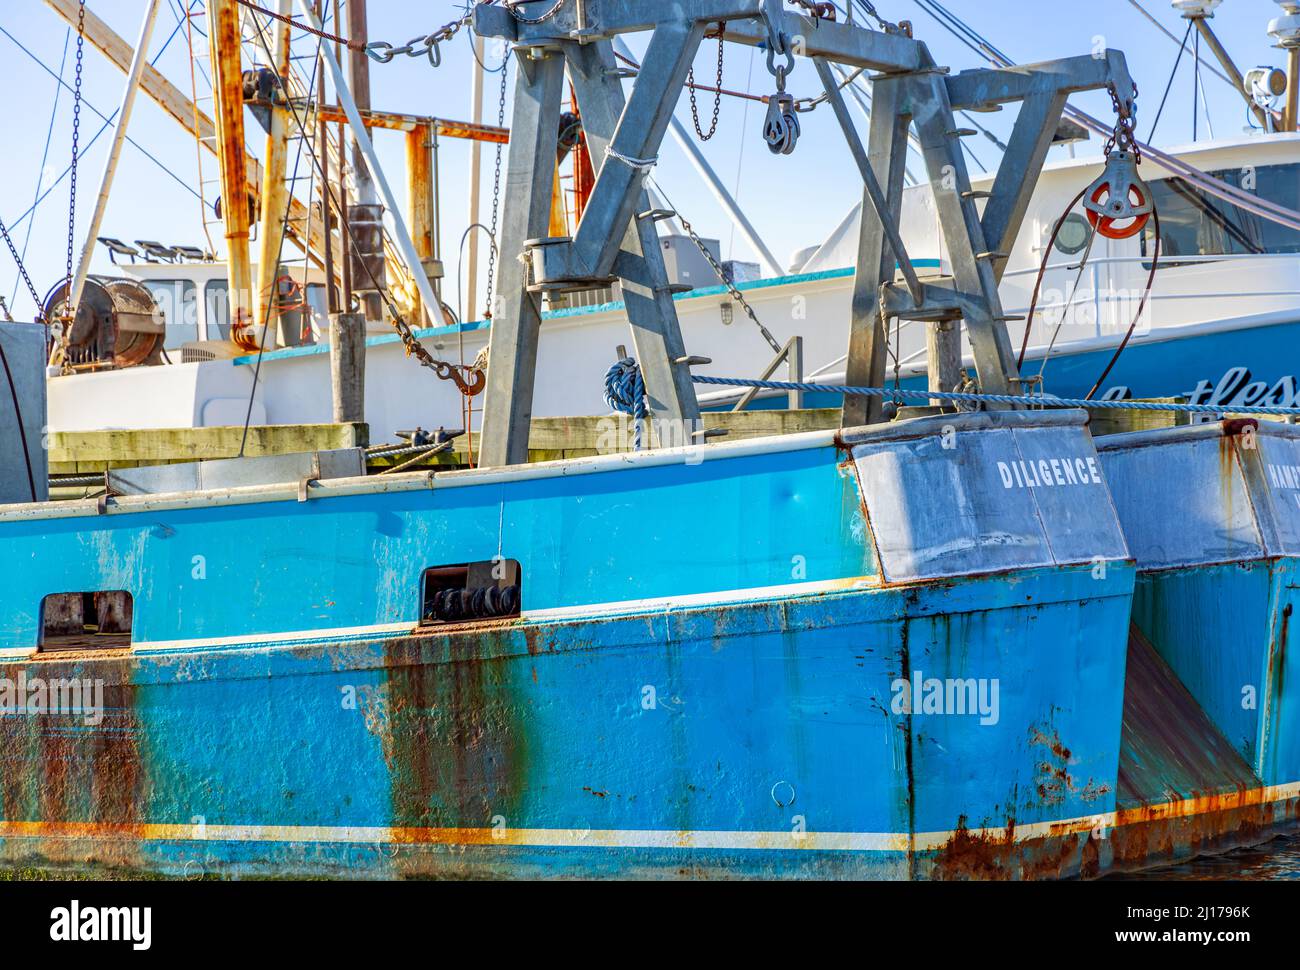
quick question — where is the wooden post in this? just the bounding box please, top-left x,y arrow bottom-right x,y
255,0 -> 293,346
406,121 -> 435,323
208,0 -> 255,347
330,312 -> 365,423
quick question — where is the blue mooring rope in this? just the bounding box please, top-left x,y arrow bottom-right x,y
689,375 -> 1300,417
605,358 -> 648,449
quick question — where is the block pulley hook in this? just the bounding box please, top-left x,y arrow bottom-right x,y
1083,83 -> 1154,240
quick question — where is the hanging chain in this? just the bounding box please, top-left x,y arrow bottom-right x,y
654,180 -> 782,355
0,219 -> 43,318
687,23 -> 725,141
63,0 -> 86,322
1104,82 -> 1142,160
504,0 -> 568,25
683,210 -> 781,354
484,48 -> 512,320
233,0 -> 482,66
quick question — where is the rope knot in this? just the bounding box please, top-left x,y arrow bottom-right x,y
604,357 -> 647,450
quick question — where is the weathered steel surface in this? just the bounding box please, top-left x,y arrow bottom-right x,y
0,322 -> 48,504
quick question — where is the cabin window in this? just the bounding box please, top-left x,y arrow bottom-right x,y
420,560 -> 522,625
39,592 -> 134,651
141,279 -> 198,349
1053,213 -> 1092,256
306,284 -> 328,341
1141,162 -> 1300,261
204,279 -> 231,342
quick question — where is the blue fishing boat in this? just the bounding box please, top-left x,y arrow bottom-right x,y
0,409 -> 1141,879
6,0 -> 1300,886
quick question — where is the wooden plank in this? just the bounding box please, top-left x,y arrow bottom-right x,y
1086,399 -> 1186,439
50,423 -> 368,465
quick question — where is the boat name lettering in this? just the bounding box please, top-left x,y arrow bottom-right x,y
997,457 -> 1102,490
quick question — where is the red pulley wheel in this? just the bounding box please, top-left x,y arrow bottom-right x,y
1086,182 -> 1151,240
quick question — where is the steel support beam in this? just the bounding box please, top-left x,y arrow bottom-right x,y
843,74 -> 911,428
476,50 -> 567,468
566,21 -> 704,280
568,41 -> 701,431
475,2 -> 925,73
609,37 -> 782,278
911,71 -> 1019,402
813,57 -> 923,305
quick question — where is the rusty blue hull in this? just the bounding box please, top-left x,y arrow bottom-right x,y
0,564 -> 1133,879
1099,420 -> 1300,873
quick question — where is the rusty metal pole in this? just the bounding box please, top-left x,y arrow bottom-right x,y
254,0 -> 293,346
465,31 -> 486,322
346,0 -> 381,323
406,121 -> 437,324
208,0 -> 255,347
315,2 -> 337,314
333,0 -> 352,310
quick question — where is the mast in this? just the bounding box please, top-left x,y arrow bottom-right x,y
466,33 -> 486,322
1270,2 -> 1300,131
208,0 -> 255,347
346,0 -> 382,323
254,0 -> 294,345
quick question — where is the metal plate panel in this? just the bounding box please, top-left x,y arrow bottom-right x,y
1257,434 -> 1300,556
1101,438 -> 1263,569
0,322 -> 49,504
853,423 -> 1126,583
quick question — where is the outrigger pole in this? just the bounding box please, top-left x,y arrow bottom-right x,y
473,0 -> 1136,465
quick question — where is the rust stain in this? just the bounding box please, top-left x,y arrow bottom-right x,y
380,628 -> 531,850
0,656 -> 145,872
1028,726 -> 1109,807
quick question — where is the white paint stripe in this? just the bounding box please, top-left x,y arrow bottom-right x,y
8,782 -> 1300,852
127,577 -> 875,654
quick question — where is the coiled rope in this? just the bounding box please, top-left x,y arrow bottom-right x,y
604,358 -> 648,449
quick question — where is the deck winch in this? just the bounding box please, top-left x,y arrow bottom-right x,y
42,276 -> 165,370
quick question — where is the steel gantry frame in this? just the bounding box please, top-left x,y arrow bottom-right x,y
474,0 -> 1135,464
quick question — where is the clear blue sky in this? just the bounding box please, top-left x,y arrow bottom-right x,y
0,0 -> 1287,321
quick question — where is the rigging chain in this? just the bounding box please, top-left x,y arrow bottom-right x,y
233,0 -> 487,66
484,48 -> 512,320
504,0 -> 568,25
652,180 -> 782,356
62,0 -> 86,326
687,23 -> 726,141
0,219 -> 44,318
